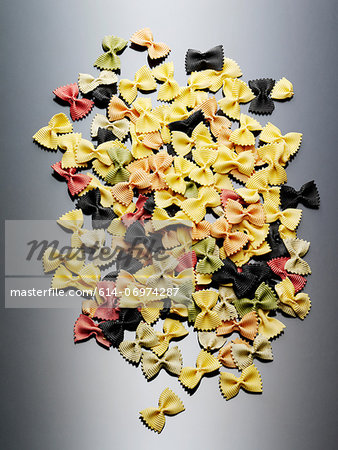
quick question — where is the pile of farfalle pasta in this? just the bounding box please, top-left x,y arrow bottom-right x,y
33,28 -> 320,433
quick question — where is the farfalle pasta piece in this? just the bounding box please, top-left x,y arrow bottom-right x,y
218,338 -> 246,368
33,113 -> 72,149
171,122 -> 216,157
175,72 -> 210,108
189,148 -> 218,186
248,78 -> 276,115
57,208 -> 104,248
133,98 -> 161,133
275,278 -> 311,319
147,151 -> 173,190
264,201 -> 302,232
53,83 -> 94,121
283,238 -> 311,275
78,70 -> 118,94
122,194 -> 152,225
74,314 -> 111,348
103,141 -> 132,185
75,138 -> 112,166
99,308 -> 143,347
233,282 -> 278,317
210,217 -> 249,256
229,114 -> 262,146
271,77 -> 294,99
119,65 -> 156,104
212,258 -> 256,298
91,113 -> 130,141
152,62 -> 180,101
225,199 -> 265,227
57,133 -> 87,169
130,27 -> 171,59
267,257 -> 307,292
197,97 -> 232,137
192,290 -> 221,331
78,174 -> 115,207
51,162 -> 91,196
216,311 -> 258,340
280,180 -> 320,209
76,188 -> 116,228
193,237 -> 223,274
247,142 -> 288,187
198,331 -> 226,352
52,263 -> 100,291
259,122 -> 302,164
185,45 -> 224,74
213,145 -> 255,177
152,105 -> 174,144
231,334 -> 273,369
108,96 -> 140,123
141,346 -> 183,379
139,388 -> 184,434
179,349 -> 221,389
218,79 -> 255,120
168,109 -> 204,135
229,240 -> 271,266
257,309 -> 286,339
118,322 -> 159,364
214,286 -> 238,321
43,246 -> 84,274
181,187 -> 220,223
204,58 -> 243,92
152,318 -> 188,356
130,123 -> 162,159
219,364 -> 262,400
154,189 -> 185,209
110,163 -> 151,206
245,177 -> 281,208
94,35 -> 128,70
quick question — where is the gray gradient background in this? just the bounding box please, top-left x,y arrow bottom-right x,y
1,0 -> 337,449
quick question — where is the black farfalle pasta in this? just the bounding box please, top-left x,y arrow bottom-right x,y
76,188 -> 116,228
185,45 -> 224,74
168,110 -> 204,136
98,308 -> 143,347
256,222 -> 289,260
143,193 -> 156,214
212,258 -> 258,298
280,180 -> 320,209
91,84 -> 117,107
124,221 -> 163,253
248,78 -> 276,115
96,127 -> 115,145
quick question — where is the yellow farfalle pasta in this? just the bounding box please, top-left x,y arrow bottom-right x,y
218,78 -> 255,120
192,290 -> 221,331
57,133 -> 87,169
152,61 -> 180,101
139,388 -> 185,433
213,145 -> 255,177
33,113 -> 73,149
275,278 -> 311,319
152,318 -> 188,356
271,77 -> 294,99
119,65 -> 157,104
171,122 -> 216,156
259,122 -> 302,163
230,114 -> 262,146
133,98 -> 161,133
179,349 -> 221,389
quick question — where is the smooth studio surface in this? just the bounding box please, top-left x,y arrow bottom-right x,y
1,0 -> 337,449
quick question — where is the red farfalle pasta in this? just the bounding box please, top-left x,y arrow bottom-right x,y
53,83 -> 94,121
